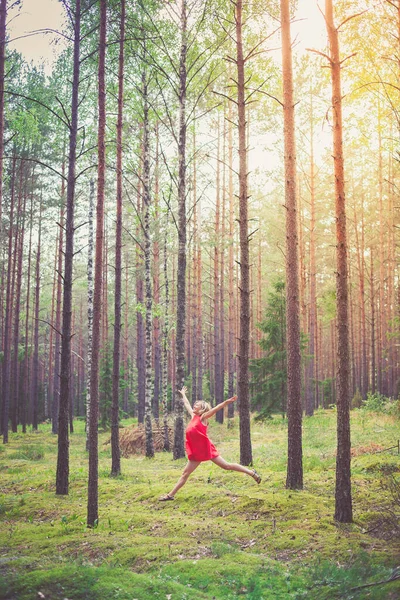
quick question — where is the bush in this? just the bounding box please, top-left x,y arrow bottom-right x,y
351,389 -> 363,409
361,392 -> 387,412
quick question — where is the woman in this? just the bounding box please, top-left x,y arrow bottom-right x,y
159,386 -> 261,501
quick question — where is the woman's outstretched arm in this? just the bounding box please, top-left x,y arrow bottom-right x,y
201,396 -> 237,421
179,386 -> 193,417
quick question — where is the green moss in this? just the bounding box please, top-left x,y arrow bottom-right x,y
1,412 -> 399,599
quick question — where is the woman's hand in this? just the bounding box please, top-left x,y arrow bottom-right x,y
179,386 -> 187,396
226,395 -> 237,404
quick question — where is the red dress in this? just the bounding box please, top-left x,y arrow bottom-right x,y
185,414 -> 219,462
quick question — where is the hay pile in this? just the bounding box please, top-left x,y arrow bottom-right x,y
108,423 -> 174,457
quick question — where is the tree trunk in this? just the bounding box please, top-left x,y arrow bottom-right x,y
281,0 -> 303,489
153,123 -> 161,420
87,0 -> 106,527
11,163 -> 26,432
111,0 -> 125,476
173,0 -> 188,460
32,203 -> 42,431
0,0 -> 7,228
142,67 -> 154,459
56,0 -> 81,495
86,179 -> 94,449
228,99 -> 235,421
325,0 -> 353,523
235,0 -> 252,466
2,156 -> 17,442
162,222 -> 170,451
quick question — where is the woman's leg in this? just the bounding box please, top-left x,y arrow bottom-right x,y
166,460 -> 201,498
211,455 -> 260,480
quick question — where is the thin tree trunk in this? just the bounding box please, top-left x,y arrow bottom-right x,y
56,0 -> 81,495
111,0 -> 125,476
228,99 -> 235,421
370,248 -> 376,394
53,191 -> 64,435
32,202 -> 42,431
11,163 -> 26,432
281,0 -> 303,489
2,156 -> 16,442
214,116 -> 222,420
0,0 -> 7,228
173,0 -> 188,460
87,0 -> 106,527
162,222 -> 170,451
142,66 -> 154,459
325,0 -> 353,523
153,123 -> 161,420
235,0 -> 252,466
86,180 -> 94,449
22,186 -> 34,434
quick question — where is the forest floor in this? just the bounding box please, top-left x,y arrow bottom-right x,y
0,409 -> 399,600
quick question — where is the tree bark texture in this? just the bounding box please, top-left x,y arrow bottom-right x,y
281,0 -> 303,489
56,0 -> 81,494
111,0 -> 125,476
173,0 -> 188,460
87,0 -> 106,527
235,0 -> 252,466
325,0 -> 353,523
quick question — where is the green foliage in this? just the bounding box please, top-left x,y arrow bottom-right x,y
250,279 -> 287,420
351,388 -> 363,409
99,344 -> 113,430
8,444 -> 45,461
360,392 -> 400,416
250,280 -> 307,420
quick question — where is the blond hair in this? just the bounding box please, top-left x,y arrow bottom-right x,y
196,400 -> 211,415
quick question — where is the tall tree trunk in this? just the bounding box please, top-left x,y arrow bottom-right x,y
22,187 -> 34,434
2,156 -> 16,442
228,99 -> 235,421
87,0 -> 106,527
56,0 -> 81,495
281,0 -> 303,489
32,202 -> 42,431
370,248 -> 376,394
162,222 -> 170,451
53,192 -> 64,435
214,116 -> 222,421
173,0 -> 188,460
86,180 -> 94,449
153,123 -> 161,420
111,0 -> 125,477
11,163 -> 26,432
0,0 -> 7,227
325,0 -> 353,523
142,66 -> 154,459
307,93 -> 317,415
235,0 -> 252,466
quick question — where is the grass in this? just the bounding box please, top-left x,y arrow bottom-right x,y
0,409 -> 399,599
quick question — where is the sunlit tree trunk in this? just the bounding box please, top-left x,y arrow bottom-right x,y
227,101 -> 235,421
325,0 -> 352,523
281,0 -> 303,489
